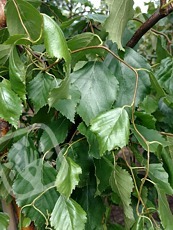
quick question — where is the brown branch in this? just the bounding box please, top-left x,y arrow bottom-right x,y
133,18 -> 172,45
0,119 -> 18,230
126,5 -> 173,48
0,0 -> 6,28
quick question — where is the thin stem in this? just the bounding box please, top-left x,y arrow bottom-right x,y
72,44 -> 151,217
64,137 -> 85,156
140,215 -> 155,228
161,0 -> 173,9
25,46 -> 46,67
72,45 -> 137,75
43,59 -> 60,71
136,143 -> 150,215
72,44 -> 139,107
20,185 -> 56,229
133,18 -> 171,45
13,0 -> 30,38
122,149 -> 145,214
160,131 -> 173,137
68,129 -> 79,144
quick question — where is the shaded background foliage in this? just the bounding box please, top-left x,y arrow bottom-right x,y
0,0 -> 173,229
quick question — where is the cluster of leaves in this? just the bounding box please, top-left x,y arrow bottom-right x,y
0,0 -> 173,229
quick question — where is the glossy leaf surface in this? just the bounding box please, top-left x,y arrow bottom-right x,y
9,47 -> 26,100
28,72 -> 57,113
43,14 -> 71,71
71,62 -> 119,125
0,212 -> 9,230
91,108 -> 130,154
55,156 -> 82,198
50,196 -> 87,230
110,165 -> 134,227
0,80 -> 22,128
6,0 -> 42,42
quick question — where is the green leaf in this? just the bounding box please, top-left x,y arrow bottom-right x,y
22,217 -> 31,228
48,77 -> 71,108
6,0 -> 42,42
110,165 -> 134,227
68,33 -> 102,67
156,37 -> 170,62
26,0 -> 41,8
158,100 -> 173,129
67,32 -> 102,51
94,157 -> 113,195
55,156 -> 82,198
71,62 -> 119,125
13,159 -> 58,228
39,117 -> 70,153
156,187 -> 173,230
155,57 -> 173,95
104,0 -> 134,50
161,148 -> 173,188
0,45 -> 13,65
131,125 -> 168,152
8,136 -> 38,173
73,177 -> 106,230
52,85 -> 81,123
0,212 -> 9,230
60,16 -> 81,29
5,34 -> 29,45
135,112 -> 156,129
86,14 -> 108,23
139,95 -> 158,114
78,122 -> 100,158
149,163 -> 173,195
90,108 -> 130,154
9,47 -> 26,100
149,72 -> 166,98
67,140 -> 93,187
103,42 -> 119,75
41,3 -> 68,24
0,80 -> 23,128
50,195 -> 87,230
0,28 -> 9,44
43,14 -> 71,72
28,72 -> 57,113
115,48 -> 151,107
